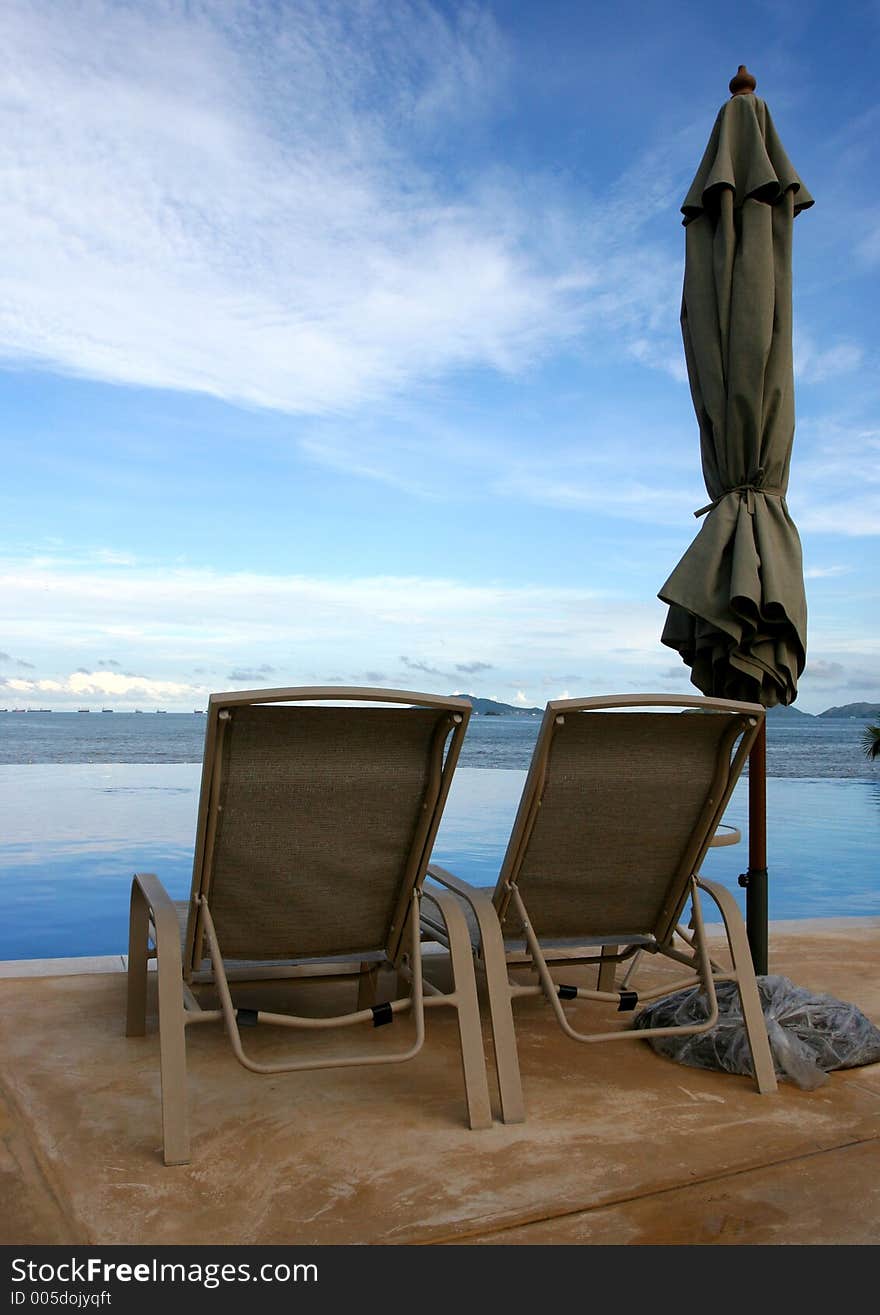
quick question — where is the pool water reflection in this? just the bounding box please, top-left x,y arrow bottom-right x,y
1,764 -> 878,959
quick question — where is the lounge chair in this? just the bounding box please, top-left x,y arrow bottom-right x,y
420,694 -> 778,1124
126,687 -> 492,1164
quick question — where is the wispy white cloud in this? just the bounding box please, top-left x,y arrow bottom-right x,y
0,650 -> 34,667
799,496 -> 880,537
792,424 -> 880,536
804,565 -> 851,579
0,0 -> 747,426
801,660 -> 846,682
857,219 -> 880,269
227,665 -> 277,683
0,0 -> 594,414
0,554 -> 668,705
299,407 -> 707,523
497,467 -> 699,524
297,433 -> 445,499
1,670 -> 206,702
794,332 -> 864,384
4,0 -> 863,441
798,657 -> 880,697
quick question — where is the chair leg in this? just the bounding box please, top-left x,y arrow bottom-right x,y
697,878 -> 778,1095
425,891 -> 493,1131
456,890 -> 525,1124
129,874 -> 192,1164
597,946 -> 618,992
357,963 -> 379,1009
155,937 -> 190,1165
125,878 -> 150,1037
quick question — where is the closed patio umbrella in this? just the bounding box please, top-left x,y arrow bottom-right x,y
658,67 -> 813,970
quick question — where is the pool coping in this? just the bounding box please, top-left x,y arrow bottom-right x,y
3,915 -> 879,978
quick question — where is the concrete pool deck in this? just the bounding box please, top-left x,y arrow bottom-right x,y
1,917 -> 878,1247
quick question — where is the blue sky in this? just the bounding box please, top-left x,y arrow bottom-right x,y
1,0 -> 877,713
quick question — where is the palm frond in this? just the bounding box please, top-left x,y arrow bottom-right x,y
861,724 -> 880,761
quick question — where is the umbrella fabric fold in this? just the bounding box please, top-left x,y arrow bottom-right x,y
659,91 -> 813,707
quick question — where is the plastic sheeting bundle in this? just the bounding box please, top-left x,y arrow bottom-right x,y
633,975 -> 880,1090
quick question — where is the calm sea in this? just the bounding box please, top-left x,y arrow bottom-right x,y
0,711 -> 878,959
0,709 -> 876,775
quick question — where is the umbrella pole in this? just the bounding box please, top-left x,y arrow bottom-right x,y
740,720 -> 768,974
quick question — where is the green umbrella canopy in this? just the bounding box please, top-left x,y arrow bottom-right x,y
659,68 -> 814,708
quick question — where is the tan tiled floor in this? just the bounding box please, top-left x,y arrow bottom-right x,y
1,919 -> 878,1246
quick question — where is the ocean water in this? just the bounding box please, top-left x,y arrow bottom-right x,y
0,711 -> 878,959
0,709 -> 876,775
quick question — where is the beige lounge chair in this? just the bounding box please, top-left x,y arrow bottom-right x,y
421,694 -> 778,1124
126,687 -> 492,1164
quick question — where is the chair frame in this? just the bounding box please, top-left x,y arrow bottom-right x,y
126,687 -> 493,1164
421,694 -> 778,1125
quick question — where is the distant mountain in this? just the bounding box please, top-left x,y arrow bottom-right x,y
766,702 -> 814,718
453,695 -> 542,717
818,702 -> 880,720
452,694 -> 878,720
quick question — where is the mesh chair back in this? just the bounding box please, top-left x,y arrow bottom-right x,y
197,702 -> 456,960
499,706 -> 755,943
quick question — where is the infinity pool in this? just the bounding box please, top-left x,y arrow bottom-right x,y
1,764 -> 878,959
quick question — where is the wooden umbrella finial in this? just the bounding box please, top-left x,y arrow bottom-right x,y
729,65 -> 757,96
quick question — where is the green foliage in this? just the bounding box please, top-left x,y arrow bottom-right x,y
861,724 -> 880,761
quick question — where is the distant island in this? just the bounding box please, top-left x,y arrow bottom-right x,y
452,696 -> 542,717
451,696 -> 880,720
818,702 -> 880,719
732,701 -> 880,720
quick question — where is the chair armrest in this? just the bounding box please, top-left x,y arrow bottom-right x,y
426,866 -> 526,1124
132,872 -> 183,949
695,875 -> 744,925
423,863 -> 503,953
425,862 -> 486,902
127,873 -> 186,1043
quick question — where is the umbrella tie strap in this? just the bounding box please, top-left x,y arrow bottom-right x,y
694,480 -> 786,518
